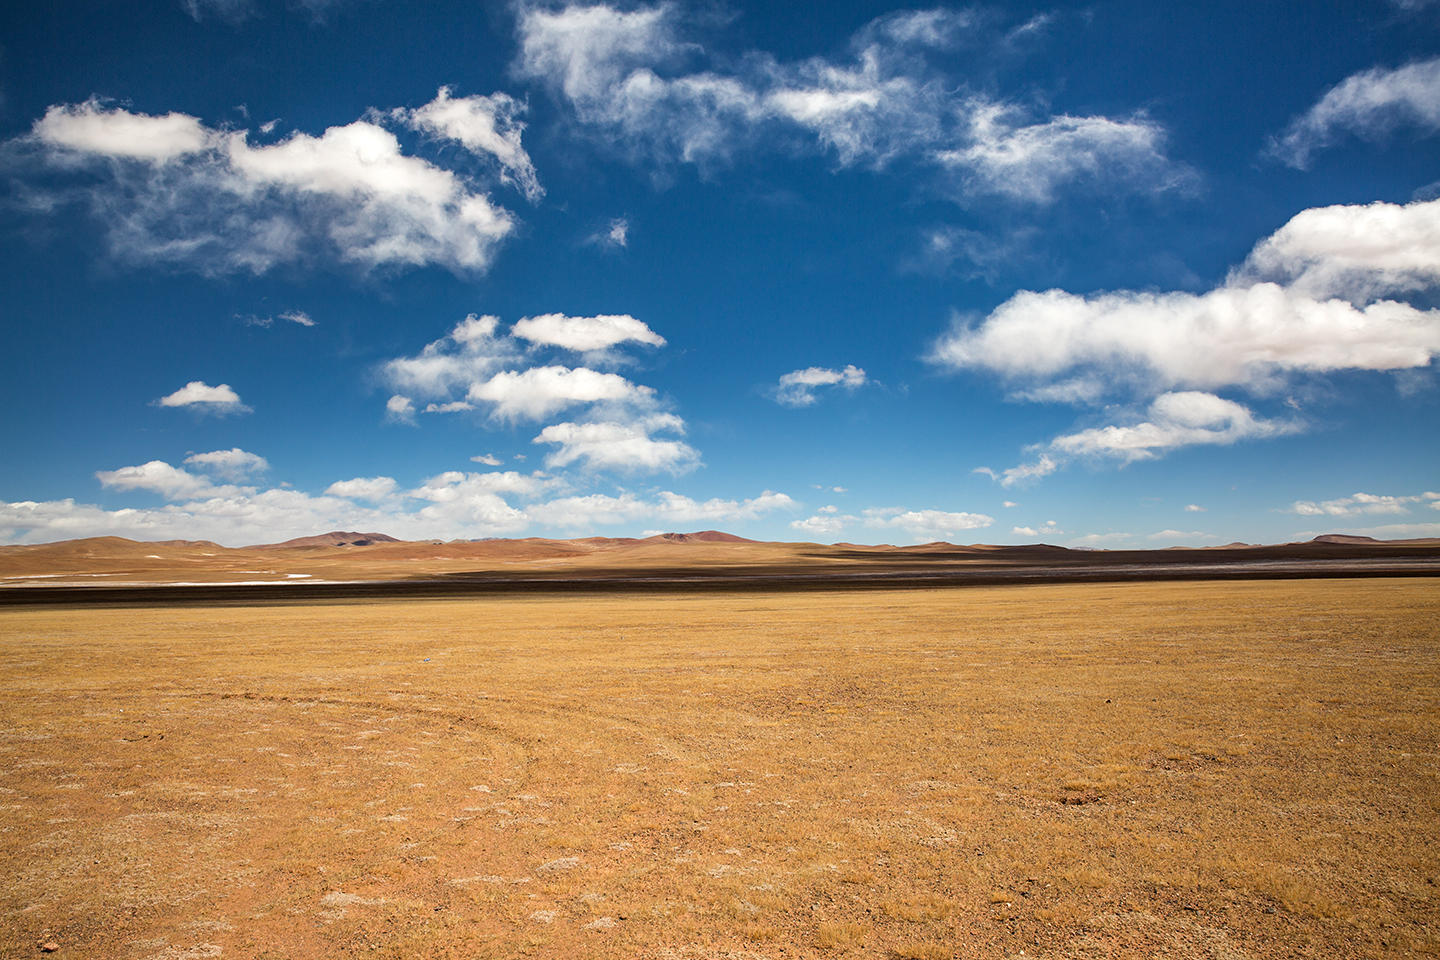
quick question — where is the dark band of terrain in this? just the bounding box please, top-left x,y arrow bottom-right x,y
5,540 -> 1438,606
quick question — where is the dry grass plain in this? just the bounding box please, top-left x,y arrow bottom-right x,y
1,578 -> 1437,959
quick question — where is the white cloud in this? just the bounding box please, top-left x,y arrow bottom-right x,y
470,453 -> 503,466
181,0 -> 254,21
974,455 -> 1058,488
279,309 -> 315,327
1290,490 -> 1439,516
934,197 -> 1440,402
589,217 -> 629,248
33,98 -> 213,162
775,364 -> 867,406
2,458 -> 795,546
378,311 -> 694,476
862,506 -> 993,543
183,448 -> 268,480
1012,520 -> 1060,538
1184,503 -> 1205,512
26,99 -> 521,275
469,365 -> 654,421
324,476 -> 398,501
1235,197 -> 1440,303
977,393 -> 1297,487
938,106 -> 1188,204
241,310 -> 315,328
1067,532 -> 1136,548
511,313 -> 665,352
399,86 -> 543,201
527,488 -> 793,530
382,314 -> 516,399
533,415 -> 698,473
791,513 -> 851,537
385,395 -> 416,423
1269,57 -> 1440,168
1147,529 -> 1222,544
1050,392 -> 1299,463
939,194 -> 1440,487
1002,500 -> 1018,508
156,380 -> 248,414
934,283 -> 1440,396
95,460 -> 240,500
513,3 -> 1185,203
223,120 -> 514,271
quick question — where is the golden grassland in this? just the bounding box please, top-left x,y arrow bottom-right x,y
0,578 -> 1436,958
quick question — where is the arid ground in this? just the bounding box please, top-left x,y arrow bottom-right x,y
1,578 -> 1437,958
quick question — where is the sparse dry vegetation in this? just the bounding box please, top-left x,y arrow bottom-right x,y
1,579 -> 1437,958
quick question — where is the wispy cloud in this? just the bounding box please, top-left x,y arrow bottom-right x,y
774,364 -> 867,406
513,3 -> 1189,205
1268,57 -> 1440,168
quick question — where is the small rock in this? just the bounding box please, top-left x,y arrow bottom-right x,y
40,944 -> 60,954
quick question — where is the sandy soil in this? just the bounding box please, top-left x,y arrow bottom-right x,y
1,579 -> 1436,958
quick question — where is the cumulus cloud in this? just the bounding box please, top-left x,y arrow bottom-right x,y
775,364 -> 867,406
1184,503 -> 1205,512
95,460 -> 240,500
3,448 -> 801,545
935,284 -> 1440,396
469,365 -> 654,421
933,197 -> 1440,399
526,488 -> 793,529
1235,197 -> 1440,303
383,314 -> 517,399
1289,490 -> 1440,516
380,311 -> 692,475
977,393 -> 1297,487
790,513 -> 849,537
511,313 -> 665,352
513,3 -> 1186,203
33,98 -> 214,161
1269,57 -> 1440,168
23,96 -> 525,275
324,476 -> 399,501
156,381 -> 249,414
533,415 -> 698,473
1050,392 -> 1299,463
862,506 -> 993,542
385,395 -> 416,423
470,453 -> 503,466
1012,520 -> 1060,538
183,448 -> 268,480
793,502 -> 994,542
1147,529 -> 1222,545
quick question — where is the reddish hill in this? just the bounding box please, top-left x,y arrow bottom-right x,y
645,531 -> 757,544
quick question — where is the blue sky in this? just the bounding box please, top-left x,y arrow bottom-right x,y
1,0 -> 1438,547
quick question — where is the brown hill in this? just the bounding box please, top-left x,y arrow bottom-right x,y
644,531 -> 757,544
260,531 -> 402,549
